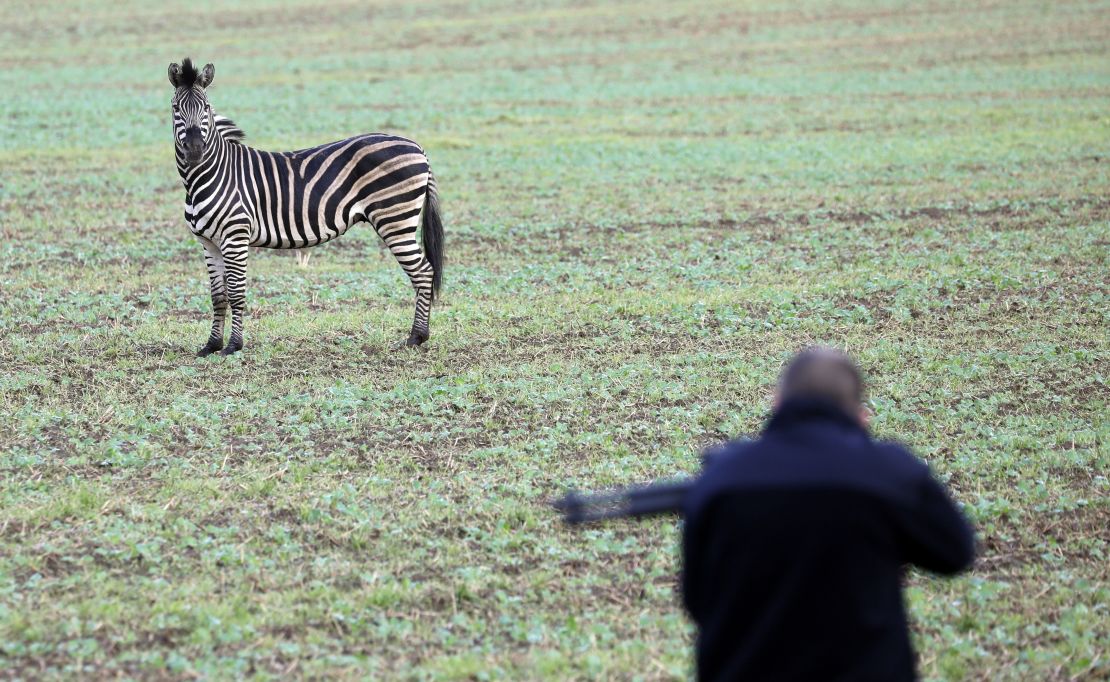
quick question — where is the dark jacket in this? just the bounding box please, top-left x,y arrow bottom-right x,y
682,399 -> 975,682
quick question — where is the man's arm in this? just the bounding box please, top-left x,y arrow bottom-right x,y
898,469 -> 976,575
680,514 -> 704,622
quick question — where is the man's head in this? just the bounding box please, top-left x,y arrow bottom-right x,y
775,347 -> 867,425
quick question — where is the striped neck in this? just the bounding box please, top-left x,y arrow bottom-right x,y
177,117 -> 232,191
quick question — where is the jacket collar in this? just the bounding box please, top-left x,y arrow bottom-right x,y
764,398 -> 867,436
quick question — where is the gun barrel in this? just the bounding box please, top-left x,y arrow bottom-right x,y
555,479 -> 693,524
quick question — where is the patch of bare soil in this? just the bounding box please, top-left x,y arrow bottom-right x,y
978,503 -> 1110,573
555,195 -> 1109,245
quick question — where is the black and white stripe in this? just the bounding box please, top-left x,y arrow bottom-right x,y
168,58 -> 444,356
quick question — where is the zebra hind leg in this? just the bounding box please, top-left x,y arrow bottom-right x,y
373,213 -> 435,348
406,283 -> 434,348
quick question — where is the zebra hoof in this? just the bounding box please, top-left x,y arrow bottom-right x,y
197,341 -> 223,357
403,331 -> 428,348
219,340 -> 243,356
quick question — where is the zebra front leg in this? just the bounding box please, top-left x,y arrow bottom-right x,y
197,238 -> 228,357
219,232 -> 250,356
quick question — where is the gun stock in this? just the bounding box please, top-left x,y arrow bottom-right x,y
554,479 -> 693,525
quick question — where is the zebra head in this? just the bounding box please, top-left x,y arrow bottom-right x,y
168,58 -> 216,168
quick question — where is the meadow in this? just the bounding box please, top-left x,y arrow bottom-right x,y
1,0 -> 1107,679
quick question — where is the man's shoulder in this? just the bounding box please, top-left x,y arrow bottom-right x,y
686,433 -> 930,514
869,439 -> 932,478
708,432 -> 925,471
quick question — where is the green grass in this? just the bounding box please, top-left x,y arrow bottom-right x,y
1,0 -> 1108,679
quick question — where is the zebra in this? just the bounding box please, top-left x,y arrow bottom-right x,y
167,58 -> 444,356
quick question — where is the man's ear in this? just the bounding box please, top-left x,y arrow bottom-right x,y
197,63 -> 215,89
168,62 -> 182,88
858,404 -> 871,429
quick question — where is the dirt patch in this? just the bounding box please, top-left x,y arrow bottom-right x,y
978,503 -> 1110,572
541,195 -> 1110,256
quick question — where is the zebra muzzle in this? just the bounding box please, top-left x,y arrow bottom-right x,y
183,129 -> 205,163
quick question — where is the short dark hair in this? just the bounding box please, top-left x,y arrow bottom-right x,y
778,347 -> 864,414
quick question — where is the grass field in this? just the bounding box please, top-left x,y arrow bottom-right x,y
1,0 -> 1108,679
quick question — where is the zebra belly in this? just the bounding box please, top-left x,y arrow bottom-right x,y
250,216 -> 360,249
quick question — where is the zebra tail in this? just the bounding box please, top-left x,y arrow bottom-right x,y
422,172 -> 445,300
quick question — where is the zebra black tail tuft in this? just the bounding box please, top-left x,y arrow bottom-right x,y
422,176 -> 445,300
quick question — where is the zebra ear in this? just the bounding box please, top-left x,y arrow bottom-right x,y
168,62 -> 182,88
197,63 -> 215,89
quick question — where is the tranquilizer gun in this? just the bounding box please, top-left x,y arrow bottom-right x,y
553,479 -> 694,525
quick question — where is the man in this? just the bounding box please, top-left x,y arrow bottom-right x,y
682,347 -> 975,681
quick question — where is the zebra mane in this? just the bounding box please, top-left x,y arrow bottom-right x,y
213,115 -> 246,143
178,58 -> 201,88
